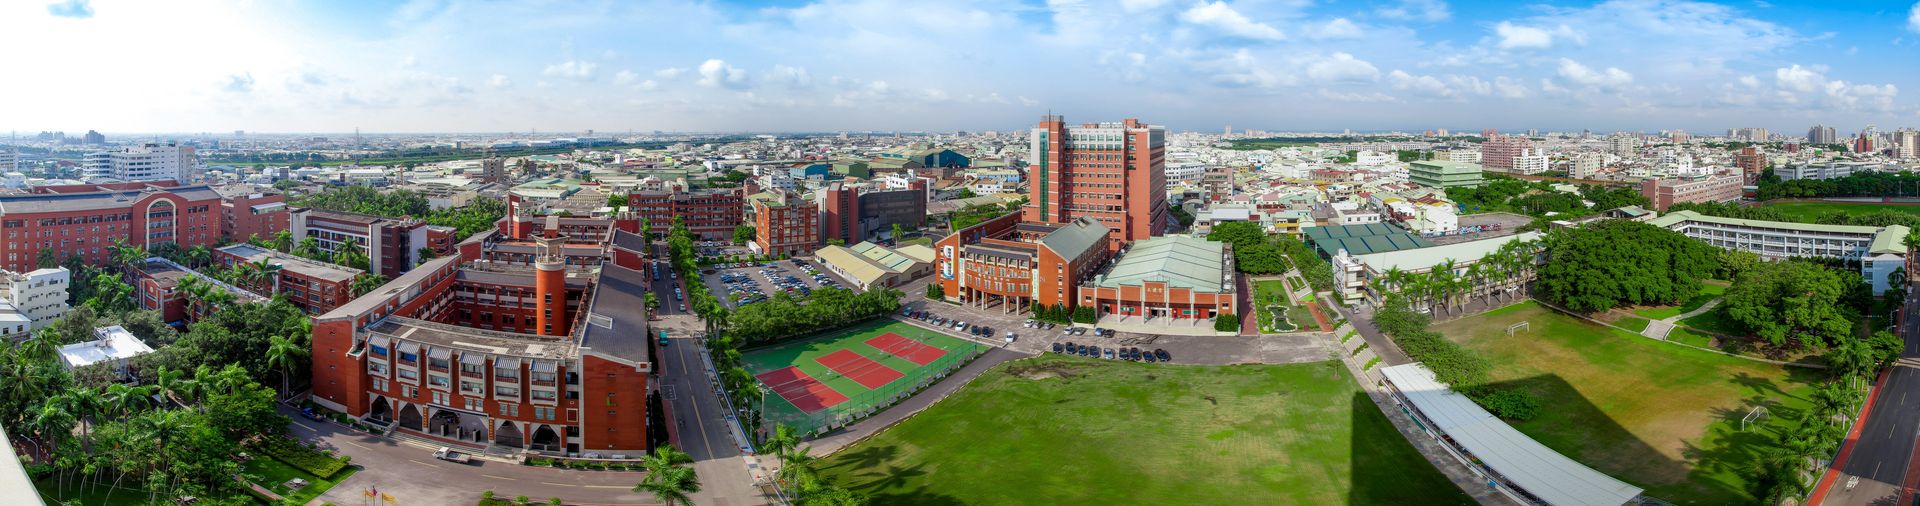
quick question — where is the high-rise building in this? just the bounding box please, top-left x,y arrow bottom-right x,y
1480,128 -> 1498,138
1729,128 -> 1768,142
1609,134 -> 1638,157
1668,130 -> 1690,144
753,190 -> 819,257
1734,146 -> 1766,180
1894,129 -> 1919,159
480,157 -> 508,183
1512,149 -> 1549,175
82,130 -> 105,145
1808,125 -> 1838,145
1023,116 -> 1168,250
86,142 -> 197,183
1854,132 -> 1877,153
1480,135 -> 1533,173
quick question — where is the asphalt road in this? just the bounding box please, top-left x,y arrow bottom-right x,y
651,255 -> 780,506
1828,281 -> 1920,505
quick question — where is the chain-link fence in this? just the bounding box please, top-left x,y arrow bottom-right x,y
760,341 -> 987,437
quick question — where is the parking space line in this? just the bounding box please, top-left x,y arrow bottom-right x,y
345,441 -> 372,450
579,485 -> 631,489
482,474 -> 516,481
292,421 -> 317,432
408,459 -> 438,468
541,481 -> 573,486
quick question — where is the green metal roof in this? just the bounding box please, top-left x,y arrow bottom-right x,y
1096,236 -> 1229,293
1649,210 -> 1886,235
1304,223 -> 1433,257
1355,232 -> 1542,273
1039,217 -> 1109,261
1870,225 -> 1912,255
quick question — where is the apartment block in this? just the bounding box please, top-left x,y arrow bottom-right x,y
1023,116 -> 1168,251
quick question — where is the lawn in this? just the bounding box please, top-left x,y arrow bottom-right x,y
1759,201 -> 1920,218
1630,282 -> 1727,321
819,355 -> 1471,505
1615,316 -> 1651,333
1678,306 -> 1746,336
1433,301 -> 1820,505
243,454 -> 360,504
1667,327 -> 1714,349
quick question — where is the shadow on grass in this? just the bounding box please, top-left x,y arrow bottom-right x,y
821,444 -> 964,506
1469,374 -> 1761,504
1349,392 -> 1477,505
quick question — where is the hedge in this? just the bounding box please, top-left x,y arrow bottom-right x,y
252,436 -> 350,479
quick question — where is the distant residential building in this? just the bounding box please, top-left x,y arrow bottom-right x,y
1512,149 -> 1549,175
215,244 -> 363,314
217,186 -> 290,243
0,267 -> 69,332
1480,135 -> 1533,172
1729,127 -> 1768,142
88,142 -> 197,182
82,130 -> 105,145
752,191 -> 819,256
1024,116 -> 1168,251
1442,150 -> 1481,164
1808,125 -> 1838,145
1408,161 -> 1485,188
1895,129 -> 1919,159
1734,146 -> 1765,181
1639,174 -> 1742,211
1570,153 -> 1602,179
1608,134 -> 1638,157
480,157 -> 509,183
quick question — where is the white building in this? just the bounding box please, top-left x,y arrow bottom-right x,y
969,180 -> 1010,195
1571,153 -> 1602,179
760,173 -> 796,191
1648,210 -> 1909,295
0,267 -> 70,331
1354,151 -> 1392,166
1165,162 -> 1207,183
92,143 -> 199,183
1443,150 -> 1481,164
1512,149 -> 1549,175
57,325 -> 155,379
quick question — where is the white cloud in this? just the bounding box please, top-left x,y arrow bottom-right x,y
1494,76 -> 1532,98
1377,0 -> 1450,22
1910,2 -> 1920,33
1179,1 -> 1285,40
767,65 -> 811,87
614,69 -> 639,85
1448,75 -> 1492,96
1305,52 -> 1379,83
638,80 -> 659,91
485,74 -> 510,88
1119,0 -> 1172,12
1388,70 -> 1452,97
654,67 -> 686,79
1738,75 -> 1760,88
1775,64 -> 1825,93
223,73 -> 255,93
1494,21 -> 1580,49
1773,64 -> 1900,111
542,60 -> 596,80
1307,18 -> 1363,40
1556,58 -> 1633,88
696,59 -> 748,88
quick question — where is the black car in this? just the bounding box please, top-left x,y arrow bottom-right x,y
1154,349 -> 1171,361
1141,352 -> 1155,363
1051,342 -> 1063,353
1078,344 -> 1091,356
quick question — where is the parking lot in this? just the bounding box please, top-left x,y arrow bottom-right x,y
697,257 -> 853,308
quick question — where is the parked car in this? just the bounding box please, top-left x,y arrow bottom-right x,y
433,447 -> 472,464
1051,342 -> 1063,353
1103,348 -> 1115,360
1154,349 -> 1171,361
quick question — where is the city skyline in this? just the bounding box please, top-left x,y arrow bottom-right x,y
4,0 -> 1919,134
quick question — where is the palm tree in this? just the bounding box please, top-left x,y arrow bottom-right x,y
265,335 -> 307,399
294,237 -> 322,260
764,424 -> 800,461
183,245 -> 212,268
351,274 -> 389,297
634,444 -> 700,506
272,230 -> 294,253
102,383 -> 155,418
248,258 -> 280,293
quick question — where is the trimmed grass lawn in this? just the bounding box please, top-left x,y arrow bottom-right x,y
1760,201 -> 1920,218
1667,327 -> 1714,348
1630,282 -> 1727,320
1433,301 -> 1820,505
1616,316 -> 1651,333
244,455 -> 360,505
1253,280 -> 1300,333
36,479 -> 158,506
1679,306 -> 1746,336
819,355 -> 1471,505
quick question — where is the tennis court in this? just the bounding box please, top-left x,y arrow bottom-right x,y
741,319 -> 985,435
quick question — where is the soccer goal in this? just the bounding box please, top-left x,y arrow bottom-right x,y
1505,321 -> 1531,337
1740,406 -> 1769,431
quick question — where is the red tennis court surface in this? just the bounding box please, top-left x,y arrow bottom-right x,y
865,332 -> 949,365
817,349 -> 904,389
756,367 -> 848,413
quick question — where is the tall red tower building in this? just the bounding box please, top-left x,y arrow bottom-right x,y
1023,115 -> 1168,250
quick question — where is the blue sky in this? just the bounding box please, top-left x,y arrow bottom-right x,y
3,0 -> 1918,134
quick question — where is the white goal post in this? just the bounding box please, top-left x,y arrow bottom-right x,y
1741,406 -> 1769,431
1505,321 -> 1530,336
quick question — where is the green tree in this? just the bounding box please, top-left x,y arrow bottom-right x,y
1721,260 -> 1854,348
352,273 -> 390,297
608,194 -> 629,208
1212,313 -> 1240,332
35,248 -> 57,269
634,444 -> 700,506
264,335 -> 307,399
271,229 -> 295,253
733,225 -> 757,246
1535,220 -> 1720,313
926,283 -> 944,300
85,272 -> 135,314
891,223 -> 904,244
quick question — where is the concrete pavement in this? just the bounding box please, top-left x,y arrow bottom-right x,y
651,255 -> 782,506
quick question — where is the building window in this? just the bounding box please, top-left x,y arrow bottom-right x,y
402,385 -> 417,398
432,391 -> 449,405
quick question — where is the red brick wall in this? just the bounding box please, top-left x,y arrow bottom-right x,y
578,354 -> 650,453
310,319 -> 368,415
221,192 -> 289,243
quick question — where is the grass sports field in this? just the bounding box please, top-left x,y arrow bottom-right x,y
1434,301 -> 1819,504
819,355 -> 1471,505
742,319 -> 981,434
1760,200 -> 1920,218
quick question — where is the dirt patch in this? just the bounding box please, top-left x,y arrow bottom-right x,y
1007,361 -> 1082,380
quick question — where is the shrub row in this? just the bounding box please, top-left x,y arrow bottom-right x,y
1373,297 -> 1538,421
251,436 -> 350,479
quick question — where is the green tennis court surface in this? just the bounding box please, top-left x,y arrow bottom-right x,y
742,319 -> 983,434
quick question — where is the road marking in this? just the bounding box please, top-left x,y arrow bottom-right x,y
345,441 -> 373,450
408,459 -> 438,468
541,482 -> 573,486
482,474 -> 515,481
292,421 -> 317,432
578,485 -> 630,489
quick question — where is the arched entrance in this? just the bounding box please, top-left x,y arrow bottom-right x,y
367,396 -> 392,424
141,199 -> 178,248
429,410 -> 461,438
531,425 -> 560,452
397,404 -> 423,430
495,420 -> 524,448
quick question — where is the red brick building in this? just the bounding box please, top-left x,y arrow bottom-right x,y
753,191 -> 819,257
291,209 -> 456,279
1639,173 -> 1744,211
214,243 -> 362,315
626,189 -> 743,241
1075,235 -> 1237,320
1023,116 -> 1168,251
217,186 -> 290,243
132,257 -> 266,325
0,184 -> 226,272
309,223 -> 655,456
1734,146 -> 1765,182
818,182 -> 927,245
934,213 -> 1110,311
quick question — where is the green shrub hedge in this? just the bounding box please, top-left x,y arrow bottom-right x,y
252,436 -> 349,479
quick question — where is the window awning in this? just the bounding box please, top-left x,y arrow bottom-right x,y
427,347 -> 452,360
365,335 -> 390,349
394,340 -> 419,356
459,352 -> 484,365
531,360 -> 557,373
493,357 -> 522,370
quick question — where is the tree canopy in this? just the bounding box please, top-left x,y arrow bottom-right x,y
1721,260 -> 1857,348
1534,220 -> 1721,313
